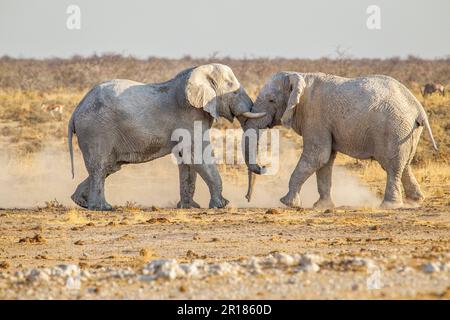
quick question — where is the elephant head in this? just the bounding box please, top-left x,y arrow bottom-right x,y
185,64 -> 266,123
243,72 -> 306,200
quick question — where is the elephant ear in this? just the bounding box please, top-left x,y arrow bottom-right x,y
281,73 -> 306,128
185,65 -> 219,119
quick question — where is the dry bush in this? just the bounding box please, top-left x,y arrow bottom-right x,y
0,55 -> 449,92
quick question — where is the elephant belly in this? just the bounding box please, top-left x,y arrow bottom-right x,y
331,129 -> 375,160
114,134 -> 172,164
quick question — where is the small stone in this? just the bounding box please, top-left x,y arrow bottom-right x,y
18,234 -> 47,244
55,264 -> 81,277
422,262 -> 441,274
80,270 -> 91,280
179,284 -> 188,292
65,276 -> 81,289
208,262 -> 241,276
299,254 -> 324,266
143,259 -> 186,280
296,262 -> 320,273
179,260 -> 205,277
186,250 -> 199,259
260,255 -> 277,267
26,269 -> 50,282
273,252 -> 296,266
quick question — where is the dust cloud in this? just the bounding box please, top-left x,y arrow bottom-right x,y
0,146 -> 379,209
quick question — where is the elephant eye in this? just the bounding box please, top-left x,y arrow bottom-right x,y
269,99 -> 275,103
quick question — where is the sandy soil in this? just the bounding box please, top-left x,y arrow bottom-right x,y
0,205 -> 449,299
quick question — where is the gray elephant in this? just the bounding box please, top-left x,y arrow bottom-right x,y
68,63 -> 265,210
244,72 -> 438,209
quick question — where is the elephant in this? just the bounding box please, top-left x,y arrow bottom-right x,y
244,72 -> 438,209
68,63 -> 265,210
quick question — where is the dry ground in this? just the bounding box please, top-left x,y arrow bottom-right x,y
0,206 -> 449,299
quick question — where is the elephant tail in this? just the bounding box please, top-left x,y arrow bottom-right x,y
68,114 -> 75,179
416,107 -> 438,151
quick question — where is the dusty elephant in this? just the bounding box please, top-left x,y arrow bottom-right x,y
68,63 -> 265,210
244,72 -> 438,209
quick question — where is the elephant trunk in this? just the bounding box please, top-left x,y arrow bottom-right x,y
243,126 -> 265,202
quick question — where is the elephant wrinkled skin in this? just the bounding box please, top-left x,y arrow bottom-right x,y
68,64 -> 264,210
244,72 -> 438,209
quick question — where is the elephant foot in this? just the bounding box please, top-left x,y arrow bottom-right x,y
313,198 -> 335,210
88,201 -> 113,211
280,193 -> 301,208
209,197 -> 229,209
71,193 -> 88,209
177,200 -> 201,209
405,193 -> 424,203
380,200 -> 403,209
404,196 -> 424,208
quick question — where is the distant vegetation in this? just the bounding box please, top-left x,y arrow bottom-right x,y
0,55 -> 449,92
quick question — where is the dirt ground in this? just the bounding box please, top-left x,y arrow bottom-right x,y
0,205 -> 449,299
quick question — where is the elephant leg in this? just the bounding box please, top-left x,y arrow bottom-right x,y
87,170 -> 112,211
85,159 -> 120,211
194,164 -> 229,208
71,177 -> 90,208
380,158 -> 405,209
313,151 -> 336,209
177,164 -> 200,209
281,137 -> 332,208
402,164 -> 424,204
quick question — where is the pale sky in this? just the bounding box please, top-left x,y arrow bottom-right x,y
0,0 -> 449,59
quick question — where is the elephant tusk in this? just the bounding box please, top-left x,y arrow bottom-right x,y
241,111 -> 266,119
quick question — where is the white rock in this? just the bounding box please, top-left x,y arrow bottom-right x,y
208,262 -> 241,276
109,268 -> 135,279
260,255 -> 277,267
247,256 -> 261,267
343,257 -> 377,271
246,257 -> 263,274
422,262 -> 442,273
65,276 -> 81,289
137,274 -> 156,282
143,259 -> 186,280
396,266 -> 413,274
179,260 -> 206,277
295,262 -> 320,273
273,253 -> 296,266
26,269 -> 50,282
14,271 -> 25,281
54,264 -> 80,277
81,270 -> 91,279
299,254 -> 323,266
